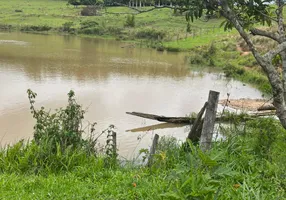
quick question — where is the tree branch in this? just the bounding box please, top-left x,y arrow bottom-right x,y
276,0 -> 285,40
250,28 -> 281,42
253,8 -> 278,23
264,41 -> 286,59
220,0 -> 261,59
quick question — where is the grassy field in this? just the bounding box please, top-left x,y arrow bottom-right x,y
0,0 -> 233,50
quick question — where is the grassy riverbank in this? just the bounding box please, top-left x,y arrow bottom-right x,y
0,91 -> 286,199
188,41 -> 272,95
0,0 -> 230,50
0,118 -> 285,199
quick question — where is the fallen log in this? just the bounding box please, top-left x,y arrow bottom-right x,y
257,104 -> 276,111
126,112 -> 195,124
126,111 -> 276,125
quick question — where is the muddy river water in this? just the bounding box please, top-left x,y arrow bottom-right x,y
0,32 -> 263,158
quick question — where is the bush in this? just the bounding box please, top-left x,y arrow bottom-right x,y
79,27 -> 105,35
60,22 -> 75,33
124,15 -> 135,28
135,28 -> 166,40
189,53 -> 206,65
106,26 -> 123,36
27,89 -> 97,154
20,25 -> 52,32
223,63 -> 245,77
80,20 -> 98,29
81,6 -> 98,16
0,24 -> 13,30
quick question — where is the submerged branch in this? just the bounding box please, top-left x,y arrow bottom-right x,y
126,111 -> 276,125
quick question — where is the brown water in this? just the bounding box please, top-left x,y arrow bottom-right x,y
0,32 -> 263,158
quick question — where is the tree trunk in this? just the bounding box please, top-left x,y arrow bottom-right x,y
280,51 -> 286,102
220,0 -> 286,130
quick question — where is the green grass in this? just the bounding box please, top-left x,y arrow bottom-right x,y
0,90 -> 285,199
0,117 -> 285,199
0,0 -> 230,50
187,40 -> 272,95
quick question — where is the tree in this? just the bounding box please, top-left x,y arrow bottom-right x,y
177,0 -> 286,129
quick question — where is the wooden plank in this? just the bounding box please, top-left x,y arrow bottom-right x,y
200,90 -> 220,151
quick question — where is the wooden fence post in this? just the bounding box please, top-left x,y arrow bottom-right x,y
187,102 -> 208,142
200,90 -> 220,151
112,131 -> 117,157
147,134 -> 159,167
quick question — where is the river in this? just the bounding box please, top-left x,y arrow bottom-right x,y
0,32 -> 263,158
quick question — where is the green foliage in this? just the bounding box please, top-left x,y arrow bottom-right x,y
247,118 -> 282,158
188,41 -> 272,94
0,113 -> 286,198
27,89 -> 98,156
223,63 -> 245,77
81,6 -> 98,16
60,21 -> 75,33
20,25 -> 52,32
124,14 -> 135,28
0,24 -> 13,30
80,20 -> 99,29
182,0 -> 274,31
79,20 -> 105,35
135,28 -> 166,40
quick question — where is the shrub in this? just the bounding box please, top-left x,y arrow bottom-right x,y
124,14 -> 135,28
0,24 -> 13,30
60,22 -> 75,33
135,28 -> 166,40
27,89 -> 97,154
80,20 -> 99,29
189,52 -> 207,65
81,6 -> 98,16
223,63 -> 245,77
165,46 -> 180,52
20,25 -> 52,32
79,27 -> 104,35
106,26 -> 123,35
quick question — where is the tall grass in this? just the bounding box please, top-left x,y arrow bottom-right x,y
0,90 -> 285,199
0,120 -> 285,199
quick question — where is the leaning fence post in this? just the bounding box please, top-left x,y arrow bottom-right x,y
147,134 -> 159,167
187,102 -> 208,142
200,90 -> 220,151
